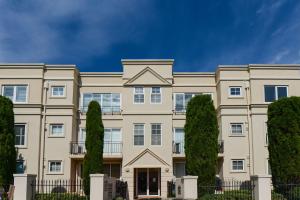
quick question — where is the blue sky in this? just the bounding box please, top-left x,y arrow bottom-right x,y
0,0 -> 300,72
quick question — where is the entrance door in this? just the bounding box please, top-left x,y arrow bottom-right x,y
136,168 -> 160,197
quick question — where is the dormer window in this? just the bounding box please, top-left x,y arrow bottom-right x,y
134,87 -> 144,104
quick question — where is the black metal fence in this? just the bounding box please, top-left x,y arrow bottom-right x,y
198,180 -> 254,200
272,182 -> 300,200
31,179 -> 88,200
167,180 -> 176,198
115,180 -> 128,199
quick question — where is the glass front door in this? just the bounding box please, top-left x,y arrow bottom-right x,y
136,168 -> 160,197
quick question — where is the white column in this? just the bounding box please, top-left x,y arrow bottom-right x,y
251,175 -> 272,200
90,174 -> 104,200
182,176 -> 198,200
13,174 -> 37,200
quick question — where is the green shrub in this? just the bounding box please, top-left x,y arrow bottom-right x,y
35,193 -> 88,200
268,97 -> 300,185
199,190 -> 252,200
185,95 -> 219,197
288,186 -> 300,200
272,191 -> 287,200
83,101 -> 104,195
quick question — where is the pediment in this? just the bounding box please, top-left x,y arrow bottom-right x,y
124,148 -> 170,167
124,67 -> 171,86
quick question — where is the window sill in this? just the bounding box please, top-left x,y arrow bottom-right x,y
230,170 -> 246,173
48,135 -> 65,138
49,96 -> 67,99
15,146 -> 27,149
229,135 -> 246,137
228,96 -> 244,99
47,173 -> 64,175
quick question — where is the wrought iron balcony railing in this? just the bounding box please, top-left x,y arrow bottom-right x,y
80,106 -> 121,115
70,141 -> 122,155
172,140 -> 224,154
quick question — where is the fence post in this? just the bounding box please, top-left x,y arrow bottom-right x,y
251,175 -> 272,200
90,174 -> 104,200
182,176 -> 198,200
13,174 -> 36,200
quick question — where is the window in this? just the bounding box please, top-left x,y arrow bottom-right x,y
151,87 -> 161,104
151,124 -> 161,145
15,124 -> 26,147
16,160 -> 25,174
48,161 -> 62,173
134,87 -> 144,104
265,122 -> 268,145
82,93 -> 121,113
174,128 -> 184,154
231,159 -> 244,171
264,85 -> 288,102
230,123 -> 243,135
104,128 -> 122,153
2,85 -> 27,103
134,124 -> 144,146
173,162 -> 186,178
174,93 -> 212,112
229,87 -> 242,97
267,160 -> 271,175
51,86 -> 65,97
50,124 -> 64,137
104,164 -> 121,178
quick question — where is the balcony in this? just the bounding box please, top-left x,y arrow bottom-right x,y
80,106 -> 121,115
70,141 -> 122,157
172,140 -> 224,155
174,106 -> 187,114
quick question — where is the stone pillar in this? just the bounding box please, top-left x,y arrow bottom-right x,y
182,176 -> 198,200
251,175 -> 272,200
90,174 -> 104,200
13,174 -> 36,200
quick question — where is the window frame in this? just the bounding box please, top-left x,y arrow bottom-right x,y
49,124 -> 65,137
81,93 -> 121,113
133,87 -> 145,104
229,86 -> 242,97
151,123 -> 162,145
51,85 -> 66,98
48,160 -> 63,174
2,85 -> 28,103
150,87 -> 162,104
264,85 -> 288,102
231,159 -> 245,172
14,123 -> 27,148
133,124 -> 145,146
230,123 -> 244,136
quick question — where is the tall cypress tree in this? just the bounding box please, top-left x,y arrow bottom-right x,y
0,96 -> 16,190
184,95 -> 219,197
268,96 -> 300,185
83,101 -> 104,195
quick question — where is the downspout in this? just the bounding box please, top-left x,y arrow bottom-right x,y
41,80 -> 49,182
37,67 -> 45,181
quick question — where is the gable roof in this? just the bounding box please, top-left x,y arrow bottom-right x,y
123,148 -> 170,167
124,67 -> 172,86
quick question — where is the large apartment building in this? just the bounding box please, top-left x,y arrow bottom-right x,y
0,59 -> 297,199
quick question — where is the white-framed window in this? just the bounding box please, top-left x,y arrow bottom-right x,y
82,93 -> 121,113
151,123 -> 162,145
231,159 -> 244,171
173,162 -> 186,178
230,123 -> 243,135
48,161 -> 63,174
267,159 -> 272,175
2,85 -> 28,103
134,124 -> 144,146
229,87 -> 242,97
50,124 -> 64,137
134,87 -> 144,104
265,122 -> 268,146
15,124 -> 26,147
104,128 -> 122,153
174,93 -> 212,112
151,87 -> 161,104
51,86 -> 65,97
264,85 -> 288,102
173,128 -> 184,154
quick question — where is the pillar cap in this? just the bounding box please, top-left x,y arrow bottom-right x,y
182,175 -> 198,179
251,174 -> 272,179
90,174 -> 105,177
13,174 -> 37,177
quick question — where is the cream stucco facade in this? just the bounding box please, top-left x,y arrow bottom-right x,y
0,60 -> 298,199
